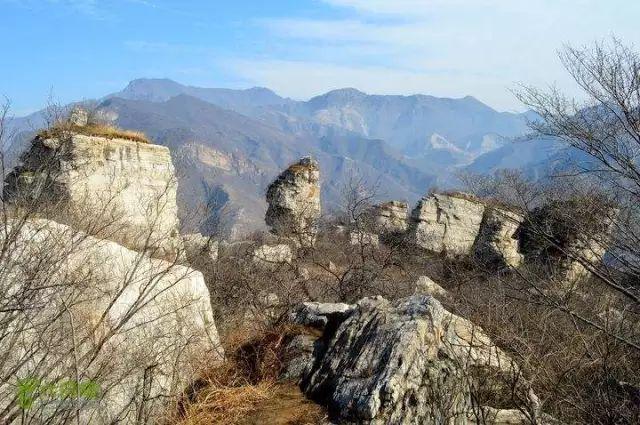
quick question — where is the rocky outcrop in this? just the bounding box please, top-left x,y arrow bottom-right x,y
265,157 -> 321,246
474,207 -> 524,269
373,201 -> 408,234
4,133 -> 182,258
0,219 -> 222,423
299,295 -> 540,424
410,193 -> 485,257
519,199 -> 613,283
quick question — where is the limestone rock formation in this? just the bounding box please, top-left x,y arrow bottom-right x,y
69,106 -> 89,126
265,157 -> 321,246
474,207 -> 524,269
0,219 -> 222,423
519,199 -> 613,284
410,193 -> 486,257
4,133 -> 182,258
373,201 -> 409,234
301,295 -> 540,424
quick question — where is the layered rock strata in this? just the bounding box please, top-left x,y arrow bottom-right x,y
5,133 -> 182,258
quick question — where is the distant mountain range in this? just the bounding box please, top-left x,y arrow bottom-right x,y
4,78 -> 571,237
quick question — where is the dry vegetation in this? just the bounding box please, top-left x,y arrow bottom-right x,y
38,122 -> 151,144
172,325 -> 326,425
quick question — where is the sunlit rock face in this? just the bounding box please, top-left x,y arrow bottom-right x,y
265,157 -> 321,246
0,218 -> 222,424
4,133 -> 183,258
300,295 -> 541,424
409,193 -> 485,257
474,207 -> 525,269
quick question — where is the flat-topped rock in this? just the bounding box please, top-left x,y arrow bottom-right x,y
4,133 -> 182,258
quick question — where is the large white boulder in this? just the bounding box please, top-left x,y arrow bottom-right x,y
0,219 -> 222,423
410,193 -> 485,257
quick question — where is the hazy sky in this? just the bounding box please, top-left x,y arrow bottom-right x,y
2,0 -> 640,115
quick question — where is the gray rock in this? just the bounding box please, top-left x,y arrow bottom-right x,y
69,107 -> 89,126
265,157 -> 321,247
280,334 -> 319,382
302,295 -> 538,424
183,232 -> 219,264
474,207 -> 524,269
373,201 -> 409,234
410,193 -> 485,257
519,199 -> 614,284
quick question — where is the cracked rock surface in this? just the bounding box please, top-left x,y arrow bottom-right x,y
300,295 -> 541,424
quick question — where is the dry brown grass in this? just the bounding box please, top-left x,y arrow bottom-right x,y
171,325 -> 326,425
38,123 -> 151,144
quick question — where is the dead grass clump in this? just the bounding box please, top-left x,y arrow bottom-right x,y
172,325 -> 326,425
38,123 -> 151,144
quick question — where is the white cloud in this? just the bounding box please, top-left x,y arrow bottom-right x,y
237,0 -> 640,110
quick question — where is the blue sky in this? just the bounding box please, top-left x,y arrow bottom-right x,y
2,0 -> 640,115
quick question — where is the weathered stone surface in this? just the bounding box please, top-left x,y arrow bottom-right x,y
0,219 -> 222,424
4,134 -> 182,258
302,295 -> 537,424
290,301 -> 356,329
410,193 -> 485,257
253,243 -> 294,267
474,207 -> 524,269
280,334 -> 319,382
373,201 -> 408,234
519,199 -> 613,284
183,232 -> 219,264
414,275 -> 449,299
265,157 -> 321,246
349,230 -> 380,247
